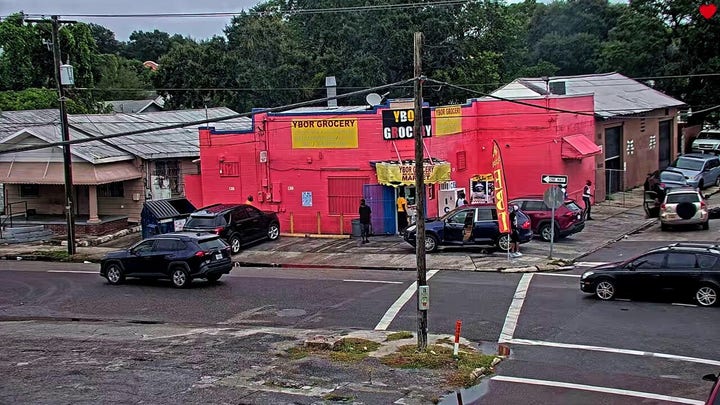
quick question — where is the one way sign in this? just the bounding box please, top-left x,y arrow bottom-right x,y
541,174 -> 568,185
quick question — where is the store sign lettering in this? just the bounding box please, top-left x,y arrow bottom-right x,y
400,165 -> 435,182
382,108 -> 432,140
291,118 -> 358,149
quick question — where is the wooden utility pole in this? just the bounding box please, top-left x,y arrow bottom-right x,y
413,32 -> 428,351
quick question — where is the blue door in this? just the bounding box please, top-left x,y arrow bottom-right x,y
363,184 -> 396,235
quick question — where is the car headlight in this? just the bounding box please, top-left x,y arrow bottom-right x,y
581,271 -> 594,280
406,225 -> 417,233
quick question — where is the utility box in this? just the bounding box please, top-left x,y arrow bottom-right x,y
141,198 -> 196,239
60,64 -> 74,86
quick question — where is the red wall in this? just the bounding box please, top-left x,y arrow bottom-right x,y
190,95 -> 597,234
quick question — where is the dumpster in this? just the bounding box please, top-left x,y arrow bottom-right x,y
351,219 -> 362,237
141,198 -> 197,239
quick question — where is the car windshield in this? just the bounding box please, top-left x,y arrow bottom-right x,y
198,237 -> 227,250
660,171 -> 685,182
697,132 -> 720,140
185,215 -> 226,228
672,157 -> 704,171
565,201 -> 582,211
666,193 -> 701,204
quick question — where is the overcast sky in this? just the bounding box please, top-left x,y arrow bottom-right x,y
0,0 -> 263,41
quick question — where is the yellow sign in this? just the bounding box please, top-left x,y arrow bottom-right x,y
472,173 -> 494,182
434,105 -> 462,136
376,161 -> 451,186
291,119 -> 358,149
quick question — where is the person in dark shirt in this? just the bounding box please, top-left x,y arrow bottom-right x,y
359,198 -> 372,243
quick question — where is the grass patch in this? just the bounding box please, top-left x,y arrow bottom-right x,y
322,393 -> 354,402
286,346 -> 310,360
380,344 -> 497,388
330,338 -> 381,362
30,250 -> 73,261
386,331 -> 414,341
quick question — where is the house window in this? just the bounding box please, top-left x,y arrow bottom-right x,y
328,177 -> 368,215
153,160 -> 180,193
220,162 -> 240,177
20,184 -> 39,197
99,182 -> 125,198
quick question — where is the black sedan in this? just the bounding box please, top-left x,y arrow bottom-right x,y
580,243 -> 720,306
100,232 -> 233,288
403,204 -> 533,253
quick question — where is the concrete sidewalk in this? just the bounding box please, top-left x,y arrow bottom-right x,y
0,188 -> 664,272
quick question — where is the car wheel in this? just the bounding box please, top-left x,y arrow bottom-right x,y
496,234 -> 510,251
539,224 -> 555,242
594,279 -> 616,301
229,235 -> 241,254
424,234 -> 439,253
695,284 -> 718,307
105,263 -> 125,285
267,223 -> 280,241
171,267 -> 191,288
206,274 -> 221,283
703,221 -> 710,230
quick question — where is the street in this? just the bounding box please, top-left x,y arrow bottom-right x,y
1,223 -> 719,404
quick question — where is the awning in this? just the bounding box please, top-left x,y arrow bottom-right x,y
562,134 -> 602,159
0,161 -> 143,185
374,158 -> 452,187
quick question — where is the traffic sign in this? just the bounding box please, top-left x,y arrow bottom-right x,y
543,187 -> 565,209
541,174 -> 568,185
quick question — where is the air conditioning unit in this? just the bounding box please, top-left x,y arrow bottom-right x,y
132,193 -> 141,201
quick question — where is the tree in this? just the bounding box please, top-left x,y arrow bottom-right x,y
88,23 -> 122,55
122,30 -> 190,62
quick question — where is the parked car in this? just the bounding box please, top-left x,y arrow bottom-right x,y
659,187 -> 710,231
668,153 -> 720,189
690,128 -> 720,155
510,196 -> 585,242
704,372 -> 720,405
100,232 -> 233,288
403,204 -> 533,253
643,170 -> 690,218
580,243 -> 720,306
183,203 -> 281,254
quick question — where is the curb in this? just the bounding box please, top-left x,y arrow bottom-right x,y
235,260 -> 570,273
571,218 -> 658,262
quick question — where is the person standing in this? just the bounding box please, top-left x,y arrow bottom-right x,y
245,195 -> 254,206
583,180 -> 593,220
456,190 -> 467,207
359,199 -> 372,243
509,205 -> 522,257
397,191 -> 408,233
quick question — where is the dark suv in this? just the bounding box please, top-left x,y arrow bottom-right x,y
511,196 -> 585,242
183,204 -> 280,254
100,232 -> 233,288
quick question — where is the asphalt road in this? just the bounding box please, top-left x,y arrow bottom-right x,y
1,222 -> 719,405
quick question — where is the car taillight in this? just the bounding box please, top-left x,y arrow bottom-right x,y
701,201 -> 707,210
195,251 -> 206,258
214,227 -> 224,235
659,183 -> 665,189
522,221 -> 531,229
660,203 -> 666,211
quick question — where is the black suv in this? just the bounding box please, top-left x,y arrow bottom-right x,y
183,204 -> 281,254
580,243 -> 720,306
100,232 -> 233,288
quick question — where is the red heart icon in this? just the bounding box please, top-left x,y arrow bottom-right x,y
700,3 -> 717,19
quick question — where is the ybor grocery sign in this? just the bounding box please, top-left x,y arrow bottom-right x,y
382,108 -> 432,140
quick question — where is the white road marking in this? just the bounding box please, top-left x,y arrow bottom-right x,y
671,303 -> 698,307
374,270 -> 439,331
535,273 -> 580,278
574,261 -> 610,267
343,279 -> 403,284
46,270 -> 96,274
491,376 -> 704,405
505,338 -> 720,366
498,273 -> 533,343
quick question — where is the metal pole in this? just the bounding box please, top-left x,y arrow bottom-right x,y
550,197 -> 555,259
51,16 -> 76,255
413,32 -> 428,351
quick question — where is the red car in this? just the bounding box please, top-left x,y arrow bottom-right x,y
511,196 -> 586,242
705,372 -> 719,405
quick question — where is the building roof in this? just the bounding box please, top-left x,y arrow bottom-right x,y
105,96 -> 165,114
0,109 -> 58,141
274,106 -> 373,114
490,72 -> 685,119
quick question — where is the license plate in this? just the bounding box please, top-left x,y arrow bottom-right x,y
215,253 -> 223,260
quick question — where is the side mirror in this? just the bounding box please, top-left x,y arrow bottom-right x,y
703,373 -> 719,382
704,194 -> 711,200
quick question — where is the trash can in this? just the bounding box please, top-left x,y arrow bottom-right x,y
351,219 -> 362,237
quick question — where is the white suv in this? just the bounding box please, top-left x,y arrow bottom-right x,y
660,187 -> 710,231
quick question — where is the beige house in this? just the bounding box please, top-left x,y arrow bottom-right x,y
492,73 -> 685,201
0,108 -> 250,236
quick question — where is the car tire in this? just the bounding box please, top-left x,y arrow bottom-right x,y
206,274 -> 221,283
229,235 -> 241,254
703,221 -> 710,230
695,284 -> 718,307
267,223 -> 280,241
539,224 -> 556,242
105,263 -> 125,285
496,234 -> 510,251
424,234 -> 439,253
594,279 -> 616,301
171,267 -> 191,288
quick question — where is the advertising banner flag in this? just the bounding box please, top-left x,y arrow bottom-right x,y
492,140 -> 511,233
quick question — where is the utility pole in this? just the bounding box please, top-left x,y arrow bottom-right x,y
413,32 -> 428,351
50,16 -> 76,255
